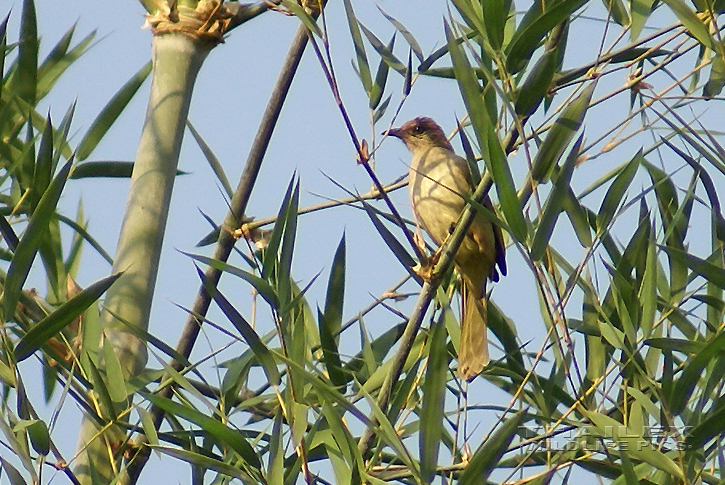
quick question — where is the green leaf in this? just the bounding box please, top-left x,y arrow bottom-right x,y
662,246 -> 725,290
660,0 -> 713,49
262,176 -> 296,280
505,0 -> 588,73
631,0 -> 654,40
151,446 -> 248,480
14,0 -> 38,105
29,114 -> 53,212
182,252 -> 279,308
26,419 -> 50,456
597,151 -> 642,231
704,49 -> 725,97
530,81 -> 596,183
76,61 -> 152,161
359,23 -> 407,75
3,161 -> 72,322
319,234 -> 349,389
515,46 -> 559,118
0,457 -> 29,485
686,399 -> 725,448
186,120 -> 233,198
85,355 -> 118,420
419,318 -> 448,483
102,338 -> 128,403
14,272 -> 121,361
144,393 -> 263,475
531,134 -> 583,261
377,7 -> 423,61
37,26 -> 95,100
343,0 -> 372,93
460,410 -> 527,484
603,0 -> 630,26
482,0 -> 512,50
670,330 -> 725,415
277,180 -> 299,309
562,188 -> 593,247
369,34 -> 394,110
360,199 -> 416,271
580,408 -> 684,479
198,267 -> 281,386
0,14 -> 9,86
281,0 -> 322,37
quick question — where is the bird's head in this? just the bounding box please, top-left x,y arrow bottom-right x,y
385,117 -> 453,152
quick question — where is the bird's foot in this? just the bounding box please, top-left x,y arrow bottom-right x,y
412,250 -> 441,281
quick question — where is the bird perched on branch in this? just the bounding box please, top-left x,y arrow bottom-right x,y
387,117 -> 506,380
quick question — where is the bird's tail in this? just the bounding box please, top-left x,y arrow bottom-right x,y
458,281 -> 489,380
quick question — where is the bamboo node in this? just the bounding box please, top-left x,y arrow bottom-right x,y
144,0 -> 234,45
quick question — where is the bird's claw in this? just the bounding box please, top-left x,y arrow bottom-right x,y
412,250 -> 441,281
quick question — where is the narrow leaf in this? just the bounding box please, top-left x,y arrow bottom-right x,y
3,161 -> 72,322
460,410 -> 527,484
76,61 -> 152,161
14,272 -> 121,361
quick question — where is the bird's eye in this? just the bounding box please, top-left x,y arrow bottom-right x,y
412,125 -> 424,134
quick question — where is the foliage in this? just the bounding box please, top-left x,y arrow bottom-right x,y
1,0 -> 725,483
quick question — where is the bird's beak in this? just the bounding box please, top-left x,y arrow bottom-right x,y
383,127 -> 403,139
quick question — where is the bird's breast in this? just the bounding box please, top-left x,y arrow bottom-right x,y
408,147 -> 471,246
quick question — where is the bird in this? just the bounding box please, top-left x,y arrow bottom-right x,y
387,117 -> 506,380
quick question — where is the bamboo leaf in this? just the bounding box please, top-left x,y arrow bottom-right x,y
343,0 -> 372,93
597,151 -> 642,231
199,267 -> 281,386
581,408 -> 684,479
282,0 -> 322,37
686,400 -> 725,448
185,120 -> 233,198
359,23 -> 406,74
25,419 -> 50,456
369,34 -> 394,110
14,272 -> 120,361
377,7 -> 423,61
670,330 -> 725,415
277,180 -> 299,309
37,27 -> 95,100
319,234 -> 349,389
360,199 -> 416,270
531,134 -> 583,261
631,0 -> 654,40
514,46 -> 559,118
603,0 -> 630,26
143,393 -> 263,477
704,51 -> 725,97
460,410 -> 527,484
505,0 -> 587,73
14,0 -> 38,105
419,317 -> 448,483
3,161 -> 72,322
151,446 -> 247,480
29,114 -> 53,212
660,0 -> 713,49
76,61 -> 152,161
531,81 -> 595,183
102,337 -> 128,403
182,252 -> 279,308
262,176 -> 296,280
